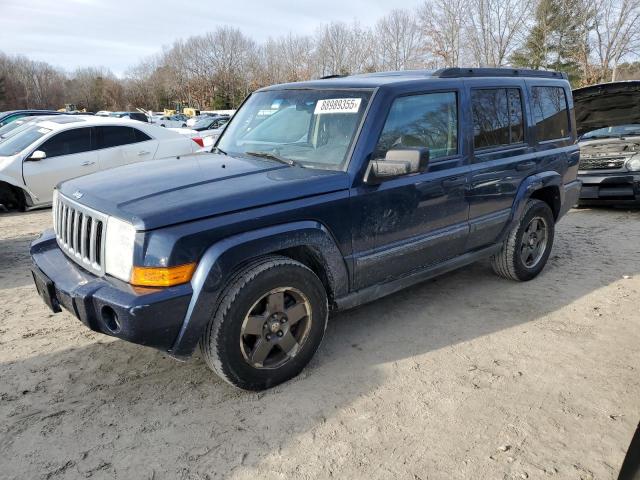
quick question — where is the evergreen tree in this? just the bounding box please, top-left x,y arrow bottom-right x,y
511,0 -> 594,84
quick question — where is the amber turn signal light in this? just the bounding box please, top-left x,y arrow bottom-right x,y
130,263 -> 196,287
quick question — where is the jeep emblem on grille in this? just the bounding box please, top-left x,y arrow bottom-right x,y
72,190 -> 83,199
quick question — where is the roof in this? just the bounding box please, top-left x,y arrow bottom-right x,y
34,115 -> 150,131
261,68 -> 568,91
0,109 -> 62,117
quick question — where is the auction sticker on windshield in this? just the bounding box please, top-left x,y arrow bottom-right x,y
314,98 -> 362,114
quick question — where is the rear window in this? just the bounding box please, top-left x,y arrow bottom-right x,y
472,88 -> 524,150
98,126 -> 150,148
531,86 -> 570,142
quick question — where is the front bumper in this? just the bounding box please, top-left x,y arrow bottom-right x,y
578,172 -> 640,204
31,230 -> 193,356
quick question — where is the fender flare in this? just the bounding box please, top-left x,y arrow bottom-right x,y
169,220 -> 348,357
509,171 -> 562,227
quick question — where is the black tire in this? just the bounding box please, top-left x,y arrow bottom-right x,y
200,255 -> 328,390
0,184 -> 25,212
491,199 -> 555,281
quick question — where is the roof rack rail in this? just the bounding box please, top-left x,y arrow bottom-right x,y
432,68 -> 568,80
320,74 -> 347,80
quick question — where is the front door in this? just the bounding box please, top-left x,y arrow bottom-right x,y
350,90 -> 470,290
23,127 -> 98,204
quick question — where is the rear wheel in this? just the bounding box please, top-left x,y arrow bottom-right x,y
491,199 -> 555,281
200,255 -> 328,390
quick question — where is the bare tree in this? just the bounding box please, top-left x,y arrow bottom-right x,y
591,0 -> 640,81
418,0 -> 465,67
465,0 -> 534,67
375,9 -> 425,70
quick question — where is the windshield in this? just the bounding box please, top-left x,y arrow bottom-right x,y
193,118 -> 215,130
218,89 -> 372,170
581,124 -> 640,140
0,125 -> 51,156
0,118 -> 34,141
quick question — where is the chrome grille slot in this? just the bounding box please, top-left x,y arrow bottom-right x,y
53,193 -> 108,276
579,156 -> 626,170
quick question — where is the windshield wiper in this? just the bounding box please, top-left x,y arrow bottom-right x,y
245,151 -> 297,166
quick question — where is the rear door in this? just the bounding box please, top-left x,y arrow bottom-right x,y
23,127 -> 98,203
95,126 -> 159,169
465,82 -> 535,250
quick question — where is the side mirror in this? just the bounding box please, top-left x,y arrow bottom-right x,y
364,147 -> 429,184
27,150 -> 46,161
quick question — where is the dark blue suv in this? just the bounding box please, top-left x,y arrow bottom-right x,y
31,68 -> 581,390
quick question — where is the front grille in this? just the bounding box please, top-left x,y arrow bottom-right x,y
53,193 -> 108,276
579,156 -> 626,170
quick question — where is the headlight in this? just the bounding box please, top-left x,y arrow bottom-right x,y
626,156 -> 640,171
104,216 -> 136,282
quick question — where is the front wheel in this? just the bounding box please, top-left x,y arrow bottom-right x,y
491,199 -> 555,281
200,255 -> 328,390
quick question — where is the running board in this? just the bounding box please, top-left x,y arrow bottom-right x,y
335,244 -> 502,311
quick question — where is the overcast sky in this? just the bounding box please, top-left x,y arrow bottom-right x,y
1,0 -> 421,76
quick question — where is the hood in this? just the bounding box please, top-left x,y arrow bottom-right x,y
579,136 -> 640,153
58,153 -> 349,230
574,81 -> 640,137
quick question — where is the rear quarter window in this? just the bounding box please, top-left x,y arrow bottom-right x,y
531,86 -> 570,142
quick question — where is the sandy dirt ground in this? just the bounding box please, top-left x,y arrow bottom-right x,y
0,207 -> 639,480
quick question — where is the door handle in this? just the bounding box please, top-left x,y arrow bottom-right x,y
81,161 -> 95,166
516,161 -> 536,171
441,177 -> 466,188
137,151 -> 151,156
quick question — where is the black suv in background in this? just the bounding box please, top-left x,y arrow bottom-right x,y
574,81 -> 640,205
31,68 -> 581,390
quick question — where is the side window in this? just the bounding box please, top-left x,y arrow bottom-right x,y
98,126 -> 140,148
472,88 -> 524,150
531,86 -> 570,142
39,128 -> 92,158
374,92 -> 458,161
133,128 -> 151,142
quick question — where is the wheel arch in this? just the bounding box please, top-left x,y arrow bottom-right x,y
169,221 -> 349,357
0,179 -> 27,210
530,185 -> 561,220
510,171 -> 562,227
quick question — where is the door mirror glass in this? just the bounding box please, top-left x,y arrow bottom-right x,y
365,147 -> 429,184
27,150 -> 46,161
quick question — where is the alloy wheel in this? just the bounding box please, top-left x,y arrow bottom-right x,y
240,287 -> 312,369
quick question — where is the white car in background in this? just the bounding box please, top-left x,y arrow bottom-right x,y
156,114 -> 189,128
0,115 -> 199,210
169,116 -> 230,151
